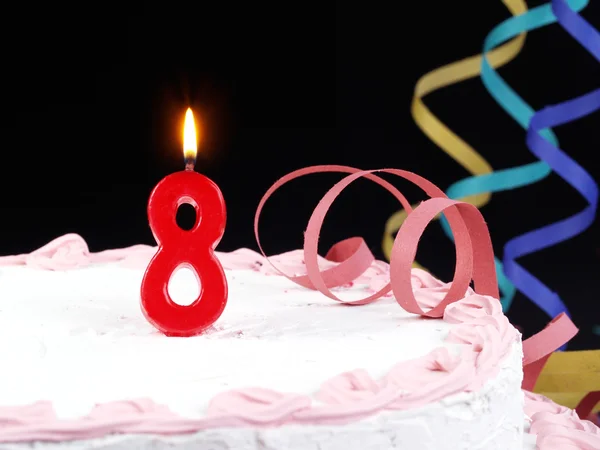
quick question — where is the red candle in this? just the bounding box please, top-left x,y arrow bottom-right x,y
141,108 -> 228,336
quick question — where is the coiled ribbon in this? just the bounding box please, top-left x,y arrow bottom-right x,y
255,165 -> 592,414
383,0 -> 528,297
525,0 -> 600,414
440,0 -> 588,320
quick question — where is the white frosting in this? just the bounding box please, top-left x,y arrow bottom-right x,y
0,264 -> 524,449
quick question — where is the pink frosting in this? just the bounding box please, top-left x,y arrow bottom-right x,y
524,391 -> 600,449
0,235 -> 524,442
0,234 -> 153,271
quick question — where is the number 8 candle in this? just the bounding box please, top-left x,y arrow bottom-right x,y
140,108 -> 228,336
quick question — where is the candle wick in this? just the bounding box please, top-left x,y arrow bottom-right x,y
185,157 -> 196,172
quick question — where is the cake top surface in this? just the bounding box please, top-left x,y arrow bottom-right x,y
0,242 -> 497,419
0,233 -> 523,446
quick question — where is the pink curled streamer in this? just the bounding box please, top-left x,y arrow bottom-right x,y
254,165 -> 498,316
254,165 -> 578,386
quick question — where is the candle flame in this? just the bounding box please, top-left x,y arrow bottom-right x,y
183,108 -> 197,162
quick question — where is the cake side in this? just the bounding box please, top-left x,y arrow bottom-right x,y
0,238 -> 524,449
0,344 -> 523,450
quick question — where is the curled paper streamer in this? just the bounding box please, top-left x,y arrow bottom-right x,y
255,164 -> 580,400
576,392 -> 600,419
440,0 -> 589,321
382,0 -> 528,299
521,313 -> 577,392
255,165 -> 500,311
522,315 -> 599,417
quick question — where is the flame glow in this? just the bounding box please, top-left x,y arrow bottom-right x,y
183,108 -> 197,160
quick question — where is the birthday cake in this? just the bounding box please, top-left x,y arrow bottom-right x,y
0,235 -> 527,450
0,167 -> 597,450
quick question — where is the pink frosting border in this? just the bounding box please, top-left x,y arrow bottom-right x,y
525,392 -> 600,449
0,234 -> 522,443
1,235 -> 598,448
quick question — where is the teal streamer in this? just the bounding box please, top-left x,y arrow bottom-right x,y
439,0 -> 589,312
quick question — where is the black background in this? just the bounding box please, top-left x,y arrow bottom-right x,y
0,1 -> 598,347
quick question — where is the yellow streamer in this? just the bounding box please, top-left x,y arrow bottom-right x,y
535,350 -> 600,413
382,0 -> 528,264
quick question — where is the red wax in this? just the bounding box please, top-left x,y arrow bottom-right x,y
140,170 -> 228,336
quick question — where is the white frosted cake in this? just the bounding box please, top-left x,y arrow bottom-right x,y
0,233 -> 529,450
0,234 -> 598,449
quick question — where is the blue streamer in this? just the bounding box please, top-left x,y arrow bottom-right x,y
509,88 -> 600,317
439,0 -> 588,319
553,0 -> 600,340
502,0 -> 600,337
506,0 -> 600,337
